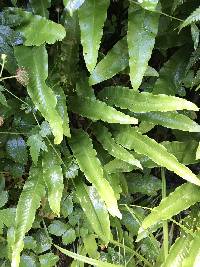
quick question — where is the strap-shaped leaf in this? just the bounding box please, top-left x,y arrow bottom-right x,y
75,180 -> 111,243
115,126 -> 200,185
69,95 -> 138,124
15,46 -> 63,144
92,123 -> 142,168
55,245 -> 123,267
42,146 -> 64,216
135,111 -> 200,132
99,86 -> 199,112
30,0 -> 51,17
196,142 -> 200,160
52,86 -> 70,137
153,48 -> 190,95
69,129 -> 122,218
139,183 -> 200,231
11,166 -> 45,267
12,8 -> 66,46
78,0 -> 110,73
182,232 -> 200,267
163,235 -> 193,267
128,4 -> 159,90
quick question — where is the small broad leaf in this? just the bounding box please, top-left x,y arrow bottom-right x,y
30,0 -> 51,17
42,146 -> 64,216
128,4 -> 159,90
62,229 -> 76,245
135,111 -> 200,132
0,191 -> 8,208
92,123 -> 142,168
75,180 -> 111,243
180,6 -> 200,30
163,235 -> 193,267
6,136 -> 28,164
69,95 -> 138,124
78,0 -> 110,73
64,0 -> 86,14
0,208 -> 15,234
83,234 -> 99,259
140,183 -> 200,231
11,166 -> 45,267
115,126 -> 200,186
15,45 -> 64,144
138,0 -> 159,11
48,220 -> 68,236
55,245 -> 123,267
12,8 -> 66,46
39,252 -> 59,267
27,134 -> 47,165
69,129 -> 122,218
0,85 -> 8,107
99,86 -> 199,112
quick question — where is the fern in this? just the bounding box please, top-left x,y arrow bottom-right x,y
180,6 -> 200,30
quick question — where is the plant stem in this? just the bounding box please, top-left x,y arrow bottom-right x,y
161,168 -> 168,260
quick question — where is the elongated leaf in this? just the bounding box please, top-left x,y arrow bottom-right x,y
30,0 -> 51,17
55,245 -> 123,267
64,0 -> 85,14
69,129 -> 121,218
92,123 -> 142,168
99,86 -> 199,112
11,166 -> 45,267
52,86 -> 70,137
15,46 -> 63,144
69,95 -> 138,124
135,111 -> 200,132
163,235 -> 192,267
182,232 -> 200,267
42,146 -> 64,216
78,0 -> 110,72
180,6 -> 200,30
140,183 -> 200,231
115,126 -> 200,185
89,37 -> 128,85
153,48 -> 190,95
89,37 -> 159,86
75,180 -> 111,243
128,4 -> 159,90
196,142 -> 200,160
11,8 -> 65,46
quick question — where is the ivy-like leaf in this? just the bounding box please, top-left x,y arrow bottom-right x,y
6,136 -> 28,164
30,0 -> 51,17
27,134 -> 47,165
69,95 -> 138,124
99,86 -> 199,112
180,6 -> 200,30
12,8 -> 66,46
128,4 -> 159,90
69,129 -> 122,218
139,183 -> 200,231
78,0 -> 110,72
11,166 -> 45,267
15,45 -> 64,144
42,146 -> 64,216
92,123 -> 142,168
75,180 -> 111,243
115,126 -> 200,186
